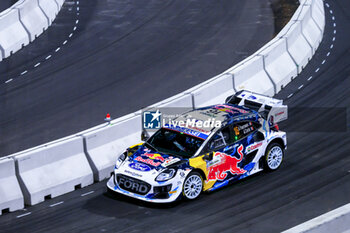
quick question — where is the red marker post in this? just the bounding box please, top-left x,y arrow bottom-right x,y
105,113 -> 112,123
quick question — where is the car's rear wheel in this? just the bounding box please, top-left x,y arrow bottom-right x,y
183,172 -> 203,200
264,143 -> 284,171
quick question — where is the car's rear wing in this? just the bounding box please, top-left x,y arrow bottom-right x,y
225,90 -> 287,124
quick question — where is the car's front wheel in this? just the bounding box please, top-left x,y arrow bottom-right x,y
183,172 -> 203,200
264,143 -> 284,171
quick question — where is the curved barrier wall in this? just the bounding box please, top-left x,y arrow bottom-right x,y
0,0 -> 324,214
0,0 -> 65,61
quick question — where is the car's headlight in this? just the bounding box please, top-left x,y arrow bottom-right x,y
155,168 -> 176,182
115,152 -> 127,169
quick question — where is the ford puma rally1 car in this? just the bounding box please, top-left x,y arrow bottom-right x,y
107,91 -> 288,203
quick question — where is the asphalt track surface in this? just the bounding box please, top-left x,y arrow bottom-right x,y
0,0 -> 16,13
0,0 -> 274,157
0,1 -> 349,233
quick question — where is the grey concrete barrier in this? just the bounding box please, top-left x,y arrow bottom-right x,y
54,0 -> 65,10
227,55 -> 275,96
0,8 -> 29,60
38,0 -> 60,25
14,136 -> 93,206
309,0 -> 325,34
299,4 -> 322,55
0,0 -> 65,60
83,114 -> 142,182
0,158 -> 24,215
259,38 -> 298,92
283,21 -> 313,73
190,74 -> 235,107
151,92 -> 193,108
283,203 -> 350,233
14,0 -> 49,42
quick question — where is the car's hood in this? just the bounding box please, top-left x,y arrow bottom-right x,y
121,145 -> 186,175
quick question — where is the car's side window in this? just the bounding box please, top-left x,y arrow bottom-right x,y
207,126 -> 232,151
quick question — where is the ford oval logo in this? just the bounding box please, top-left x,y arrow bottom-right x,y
129,162 -> 151,172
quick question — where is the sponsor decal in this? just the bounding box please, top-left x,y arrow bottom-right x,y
207,145 -> 246,181
134,156 -> 161,167
162,157 -> 181,167
124,169 -> 142,178
246,142 -> 262,153
214,104 -> 249,114
144,152 -> 165,162
164,124 -> 209,140
247,95 -> 257,100
186,125 -> 211,134
275,111 -> 285,116
129,162 -> 152,172
118,177 -> 149,194
223,144 -> 239,152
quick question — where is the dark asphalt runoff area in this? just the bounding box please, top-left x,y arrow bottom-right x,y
0,0 -> 349,233
0,0 -> 274,157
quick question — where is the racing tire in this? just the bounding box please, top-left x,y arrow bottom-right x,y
264,143 -> 284,171
183,172 -> 203,200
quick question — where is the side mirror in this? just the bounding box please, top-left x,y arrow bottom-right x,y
203,152 -> 213,161
141,130 -> 150,141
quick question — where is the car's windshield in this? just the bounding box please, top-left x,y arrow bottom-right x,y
147,128 -> 205,158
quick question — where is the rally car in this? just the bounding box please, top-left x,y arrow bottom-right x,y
107,90 -> 288,203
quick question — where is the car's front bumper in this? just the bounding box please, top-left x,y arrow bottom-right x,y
106,174 -> 183,203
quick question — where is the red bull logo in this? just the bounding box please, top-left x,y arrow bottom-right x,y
135,156 -> 161,167
207,145 -> 246,181
143,152 -> 165,162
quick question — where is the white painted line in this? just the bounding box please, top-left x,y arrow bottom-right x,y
334,30 -> 336,34
5,79 -> 13,84
77,1 -> 79,4
81,191 -> 95,197
16,212 -> 31,218
315,68 -> 320,73
34,62 -> 41,68
46,55 -> 52,60
327,52 -> 330,57
69,33 -> 73,38
76,19 -> 79,24
333,23 -> 336,27
282,203 -> 350,233
20,70 -> 28,75
55,47 -> 61,52
77,12 -> 79,15
77,7 -> 79,11
332,37 -> 336,41
63,40 -> 68,45
49,201 -> 64,207
325,3 -> 329,7
73,26 -> 77,31
287,93 -> 293,99
308,76 -> 313,81
298,85 -> 303,90
330,44 -> 334,49
322,60 -> 326,65
332,16 -> 335,20
330,10 -> 333,14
